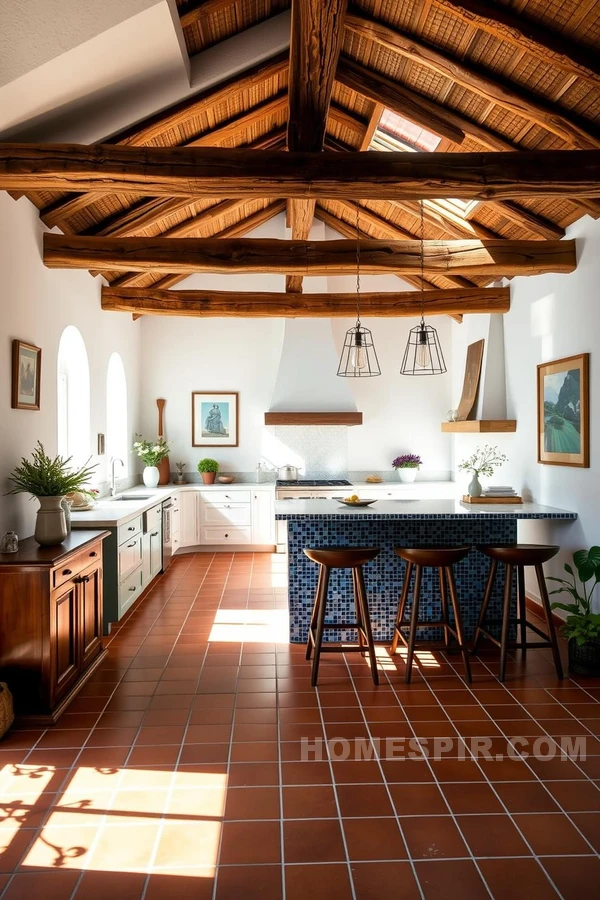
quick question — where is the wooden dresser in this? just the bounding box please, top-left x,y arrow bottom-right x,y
0,529 -> 110,725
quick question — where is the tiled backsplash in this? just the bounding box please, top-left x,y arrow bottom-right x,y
261,425 -> 349,478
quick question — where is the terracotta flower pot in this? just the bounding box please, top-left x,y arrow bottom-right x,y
201,472 -> 216,484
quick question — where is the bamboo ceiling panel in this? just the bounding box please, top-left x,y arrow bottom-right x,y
502,0 -> 599,45
179,0 -> 290,56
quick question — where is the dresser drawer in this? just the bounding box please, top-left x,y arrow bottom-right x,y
201,490 -> 251,504
202,504 -> 251,526
118,515 -> 143,544
51,540 -> 103,590
119,566 -> 143,617
201,526 -> 252,544
119,534 -> 143,581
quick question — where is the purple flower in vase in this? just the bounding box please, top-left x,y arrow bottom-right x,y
392,454 -> 422,470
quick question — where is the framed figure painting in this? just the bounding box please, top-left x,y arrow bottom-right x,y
537,353 -> 589,467
192,392 -> 239,447
12,340 -> 41,410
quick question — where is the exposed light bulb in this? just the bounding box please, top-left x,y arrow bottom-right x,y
415,328 -> 429,369
350,331 -> 367,370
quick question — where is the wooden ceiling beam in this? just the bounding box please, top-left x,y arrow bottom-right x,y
44,234 -> 576,277
179,0 -> 239,30
345,12 -> 600,149
434,0 -> 600,82
286,0 -> 348,295
6,146 -> 600,200
101,285 -> 510,317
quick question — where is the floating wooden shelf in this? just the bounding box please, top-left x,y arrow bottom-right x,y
462,495 -> 522,504
441,419 -> 517,433
264,412 -> 363,426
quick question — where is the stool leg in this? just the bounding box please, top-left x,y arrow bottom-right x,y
536,563 -> 564,679
306,564 -> 324,660
311,565 -> 331,687
391,561 -> 413,655
445,566 -> 472,683
352,568 -> 366,655
405,565 -> 422,684
499,564 -> 513,682
517,565 -> 527,658
355,565 -> 379,685
439,567 -> 451,653
472,558 -> 498,655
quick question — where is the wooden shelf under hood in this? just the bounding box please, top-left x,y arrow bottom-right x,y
264,412 -> 363,426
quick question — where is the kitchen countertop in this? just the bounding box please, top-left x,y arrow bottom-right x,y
71,483 -> 274,528
275,499 -> 577,520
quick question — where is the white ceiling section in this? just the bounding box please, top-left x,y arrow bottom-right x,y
0,4 -> 291,143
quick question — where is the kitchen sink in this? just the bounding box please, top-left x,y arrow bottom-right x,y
111,494 -> 154,501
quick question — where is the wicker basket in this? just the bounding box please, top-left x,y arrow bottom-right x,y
0,683 -> 15,739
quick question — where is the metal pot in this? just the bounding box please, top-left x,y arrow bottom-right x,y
278,465 -> 299,481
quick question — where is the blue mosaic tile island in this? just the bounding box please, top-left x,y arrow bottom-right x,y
275,500 -> 577,644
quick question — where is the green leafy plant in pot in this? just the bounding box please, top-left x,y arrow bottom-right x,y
197,458 -> 219,485
548,546 -> 600,676
7,442 -> 97,546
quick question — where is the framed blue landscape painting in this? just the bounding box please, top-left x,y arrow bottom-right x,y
537,353 -> 589,467
192,392 -> 238,447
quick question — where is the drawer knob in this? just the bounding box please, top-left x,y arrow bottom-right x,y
62,568 -> 72,576
127,542 -> 136,548
129,586 -> 136,592
128,526 -> 136,531
151,531 -> 159,537
89,551 -> 97,558
225,533 -> 229,538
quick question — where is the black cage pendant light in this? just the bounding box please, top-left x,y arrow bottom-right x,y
400,202 -> 447,376
337,207 -> 381,377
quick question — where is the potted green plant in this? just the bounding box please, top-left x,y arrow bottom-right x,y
133,435 -> 170,488
197,458 -> 219,485
458,444 -> 508,498
392,454 -> 422,484
548,547 -> 600,676
7,442 -> 97,546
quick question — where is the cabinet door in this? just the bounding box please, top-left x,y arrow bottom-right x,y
141,532 -> 151,588
50,581 -> 79,702
79,564 -> 103,668
180,492 -> 199,547
252,491 -> 275,544
149,526 -> 163,579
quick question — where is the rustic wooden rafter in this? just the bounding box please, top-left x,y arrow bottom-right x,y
101,285 -> 510,318
345,12 -> 600,149
5,146 -> 600,199
43,234 -> 576,277
179,0 -> 239,30
434,0 -> 600,82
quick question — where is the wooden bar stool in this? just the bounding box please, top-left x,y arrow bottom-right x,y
304,547 -> 380,687
391,546 -> 472,684
473,544 -> 564,681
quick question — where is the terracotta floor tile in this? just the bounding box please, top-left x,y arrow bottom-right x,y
457,813 -> 531,857
569,812 -> 600,851
285,863 -> 353,900
224,786 -> 280,819
229,741 -> 278,763
343,816 -> 407,861
478,758 -> 536,782
389,782 -> 448,816
280,761 -> 332,785
154,819 -> 222,867
351,862 -> 420,899
493,780 -> 560,813
331,760 -> 383,784
179,743 -> 229,765
478,858 -> 560,899
541,856 -> 600,899
335,783 -> 394,817
282,785 -> 338,818
440,781 -> 503,814
219,820 -> 281,864
145,871 -> 215,900
72,871 -> 147,900
513,812 -> 593,855
215,865 -> 283,900
401,815 -> 468,859
2,870 -> 82,900
429,759 -> 485,782
379,759 -> 434,783
415,860 -> 489,900
284,818 -> 346,863
547,780 -> 600,811
228,762 -> 280,786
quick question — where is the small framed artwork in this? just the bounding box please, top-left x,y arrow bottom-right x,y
537,353 -> 589,467
192,392 -> 239,447
11,339 -> 41,410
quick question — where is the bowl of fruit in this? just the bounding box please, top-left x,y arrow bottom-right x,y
336,493 -> 377,507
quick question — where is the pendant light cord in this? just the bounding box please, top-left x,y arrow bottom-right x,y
419,200 -> 425,328
356,205 -> 361,327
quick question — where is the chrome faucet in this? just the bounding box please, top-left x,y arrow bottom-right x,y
110,457 -> 124,497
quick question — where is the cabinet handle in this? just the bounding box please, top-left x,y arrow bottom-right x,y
129,586 -> 136,592
127,542 -> 136,548
62,568 -> 72,576
151,531 -> 159,537
128,526 -> 136,531
89,551 -> 97,558
82,575 -> 90,584
73,575 -> 90,584
225,533 -> 229,538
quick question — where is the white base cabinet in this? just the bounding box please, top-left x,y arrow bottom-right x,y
176,486 -> 275,552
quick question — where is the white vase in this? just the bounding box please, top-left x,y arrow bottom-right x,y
397,468 -> 417,483
143,466 -> 160,488
468,471 -> 482,498
35,496 -> 67,546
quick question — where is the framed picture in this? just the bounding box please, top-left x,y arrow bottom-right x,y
11,339 -> 41,410
537,353 -> 589,467
192,392 -> 239,447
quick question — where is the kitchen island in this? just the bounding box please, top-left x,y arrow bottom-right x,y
275,500 -> 577,644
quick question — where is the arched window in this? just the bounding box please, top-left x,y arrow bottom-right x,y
106,352 -> 129,475
57,326 -> 91,468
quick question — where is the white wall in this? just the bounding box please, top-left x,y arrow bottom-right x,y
0,194 -> 141,537
451,214 -> 599,603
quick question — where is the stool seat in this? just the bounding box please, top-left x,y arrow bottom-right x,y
395,546 -> 471,568
391,545 -> 472,683
478,544 -> 559,566
304,547 -> 380,568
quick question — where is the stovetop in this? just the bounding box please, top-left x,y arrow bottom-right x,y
276,479 -> 352,488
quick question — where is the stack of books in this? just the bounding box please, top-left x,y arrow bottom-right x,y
482,485 -> 519,498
